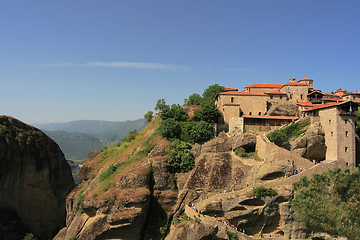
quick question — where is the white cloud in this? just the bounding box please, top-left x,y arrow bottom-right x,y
41,61 -> 190,70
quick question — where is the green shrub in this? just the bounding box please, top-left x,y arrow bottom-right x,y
178,121 -> 213,143
158,119 -> 181,139
121,129 -> 138,143
293,168 -> 360,239
267,118 -> 311,149
168,139 -> 194,173
99,164 -> 118,182
23,233 -> 37,240
252,186 -> 277,198
225,228 -> 239,240
144,111 -> 153,123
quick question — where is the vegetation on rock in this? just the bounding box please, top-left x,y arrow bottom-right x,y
252,186 -> 277,198
293,168 -> 360,240
267,117 -> 310,149
226,228 -> 239,240
144,111 -> 153,123
168,139 -> 194,173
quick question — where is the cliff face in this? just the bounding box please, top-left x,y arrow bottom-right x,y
0,116 -> 75,240
57,119 -> 323,240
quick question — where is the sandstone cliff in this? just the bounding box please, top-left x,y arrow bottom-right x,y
56,117 -> 341,240
0,116 -> 75,240
267,102 -> 297,116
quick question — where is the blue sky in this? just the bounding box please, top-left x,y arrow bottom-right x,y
1,0 -> 359,124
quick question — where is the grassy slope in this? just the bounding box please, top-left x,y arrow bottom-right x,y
82,116 -> 164,197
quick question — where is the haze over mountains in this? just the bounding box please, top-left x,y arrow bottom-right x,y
35,119 -> 146,162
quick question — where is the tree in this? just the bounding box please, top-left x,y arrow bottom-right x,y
193,102 -> 221,123
158,119 -> 181,139
155,99 -> 167,111
144,111 -> 153,123
202,84 -> 225,103
267,130 -> 291,150
184,93 -> 203,105
121,130 -> 137,142
160,104 -> 188,122
293,168 -> 360,240
168,139 -> 194,173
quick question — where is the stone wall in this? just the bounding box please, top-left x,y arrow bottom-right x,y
256,135 -> 313,170
239,95 -> 268,116
280,85 -> 308,103
318,107 -> 356,167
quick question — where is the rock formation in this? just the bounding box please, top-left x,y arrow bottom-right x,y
290,122 -> 326,161
0,116 -> 75,240
267,102 -> 297,116
56,117 -> 342,240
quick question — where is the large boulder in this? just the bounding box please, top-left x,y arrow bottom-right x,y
267,102 -> 297,116
291,123 -> 326,161
0,116 -> 75,240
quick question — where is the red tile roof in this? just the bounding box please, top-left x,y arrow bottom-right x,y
283,82 -> 308,86
303,102 -> 342,111
244,84 -> 283,88
298,78 -> 313,82
242,115 -> 299,120
297,102 -> 313,107
265,91 -> 287,95
225,87 -> 238,91
217,91 -> 266,96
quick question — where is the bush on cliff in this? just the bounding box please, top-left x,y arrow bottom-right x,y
252,186 -> 277,198
168,139 -> 194,173
158,120 -> 213,143
293,168 -> 360,240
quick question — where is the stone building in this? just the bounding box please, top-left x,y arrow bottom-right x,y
302,101 -> 358,167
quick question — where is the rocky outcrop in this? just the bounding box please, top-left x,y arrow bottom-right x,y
0,116 -> 75,240
267,102 -> 297,116
291,122 -> 326,161
55,138 -> 178,240
57,127 -> 317,239
231,131 -> 256,152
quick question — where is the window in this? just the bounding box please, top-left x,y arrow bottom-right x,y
280,96 -> 283,99
329,120 -> 331,124
249,112 -> 252,115
231,97 -> 234,103
258,112 -> 261,115
346,131 -> 349,137
300,94 -> 303,100
270,96 -> 273,99
345,119 -> 348,124
345,147 -> 348,152
331,131 -> 334,136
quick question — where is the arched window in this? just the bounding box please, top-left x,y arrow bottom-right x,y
258,112 -> 261,115
300,94 -> 303,100
249,112 -> 252,115
231,97 -> 234,103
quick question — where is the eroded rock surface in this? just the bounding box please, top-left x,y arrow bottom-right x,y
267,102 -> 297,116
0,116 -> 75,240
291,123 -> 326,161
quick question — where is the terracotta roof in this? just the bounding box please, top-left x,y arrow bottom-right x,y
346,92 -> 360,95
308,91 -> 325,96
298,78 -> 313,82
283,82 -> 308,86
265,91 -> 287,95
225,87 -> 238,91
242,115 -> 299,120
297,102 -> 313,107
244,84 -> 283,88
217,91 -> 266,96
303,102 -> 342,111
224,103 -> 240,106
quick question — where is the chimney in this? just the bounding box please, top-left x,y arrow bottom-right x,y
290,78 -> 296,82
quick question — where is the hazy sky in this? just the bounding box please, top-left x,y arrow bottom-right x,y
1,0 -> 359,124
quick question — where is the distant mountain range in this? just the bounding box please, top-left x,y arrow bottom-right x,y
35,119 -> 146,162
